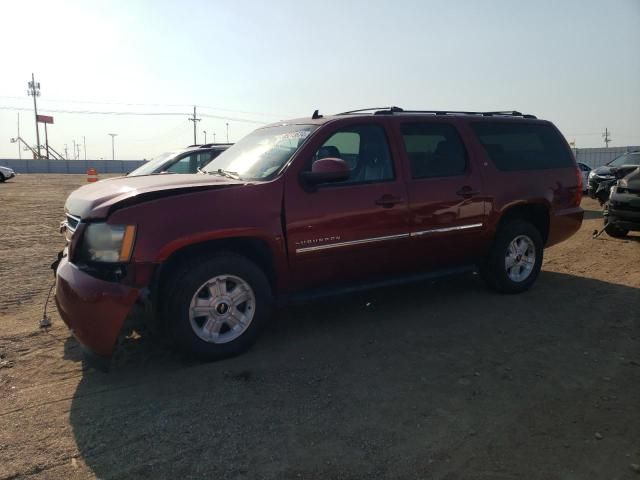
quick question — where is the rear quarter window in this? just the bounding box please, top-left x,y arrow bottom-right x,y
471,122 -> 572,171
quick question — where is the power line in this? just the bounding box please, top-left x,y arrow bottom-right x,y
0,105 -> 267,124
0,95 -> 299,118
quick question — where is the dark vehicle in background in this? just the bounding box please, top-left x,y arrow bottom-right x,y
603,166 -> 640,238
128,143 -> 232,176
588,151 -> 640,200
55,107 -> 583,368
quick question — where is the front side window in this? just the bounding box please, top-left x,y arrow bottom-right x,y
203,125 -> 318,180
400,123 -> 467,178
312,124 -> 394,185
167,154 -> 195,173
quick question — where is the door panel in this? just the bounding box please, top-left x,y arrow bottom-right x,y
284,123 -> 411,290
398,120 -> 487,268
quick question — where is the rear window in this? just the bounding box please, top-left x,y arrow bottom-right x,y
471,122 -> 572,171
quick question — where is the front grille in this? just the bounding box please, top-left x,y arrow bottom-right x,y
610,201 -> 640,213
616,187 -> 640,195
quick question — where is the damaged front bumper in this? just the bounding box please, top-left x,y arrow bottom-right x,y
54,252 -> 141,369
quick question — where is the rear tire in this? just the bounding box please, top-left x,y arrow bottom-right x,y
604,220 -> 629,238
481,220 -> 543,294
163,252 -> 272,361
0,173 -> 5,183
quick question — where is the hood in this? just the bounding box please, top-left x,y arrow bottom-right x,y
592,165 -> 616,176
592,164 -> 638,178
65,173 -> 243,219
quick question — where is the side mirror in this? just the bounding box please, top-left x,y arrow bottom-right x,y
300,157 -> 350,187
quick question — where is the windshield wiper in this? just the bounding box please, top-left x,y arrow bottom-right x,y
208,168 -> 242,180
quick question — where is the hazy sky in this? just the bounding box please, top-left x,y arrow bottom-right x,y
1,0 -> 639,159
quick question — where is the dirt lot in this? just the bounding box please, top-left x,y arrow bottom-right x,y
1,174 -> 639,480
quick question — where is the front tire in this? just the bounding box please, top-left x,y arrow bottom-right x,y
603,203 -> 629,238
481,220 -> 543,294
164,253 -> 272,361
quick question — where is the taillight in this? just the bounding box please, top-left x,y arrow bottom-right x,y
572,165 -> 584,206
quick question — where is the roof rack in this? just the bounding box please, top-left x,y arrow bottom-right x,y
337,107 -> 537,119
186,143 -> 234,148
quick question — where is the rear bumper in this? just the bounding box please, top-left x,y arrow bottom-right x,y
546,206 -> 584,247
55,254 -> 140,360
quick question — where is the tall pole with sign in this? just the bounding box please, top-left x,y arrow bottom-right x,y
27,73 -> 41,158
36,114 -> 54,159
44,123 -> 49,159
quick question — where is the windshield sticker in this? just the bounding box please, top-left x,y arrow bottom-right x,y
275,130 -> 311,142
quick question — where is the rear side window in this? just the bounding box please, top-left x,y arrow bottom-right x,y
400,123 -> 467,178
471,122 -> 572,171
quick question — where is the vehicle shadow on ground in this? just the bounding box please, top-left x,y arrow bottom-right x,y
68,272 -> 640,479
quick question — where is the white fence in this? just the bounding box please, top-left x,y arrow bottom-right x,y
0,159 -> 145,174
573,146 -> 640,169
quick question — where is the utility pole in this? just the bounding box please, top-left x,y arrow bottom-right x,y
213,132 -> 216,143
27,73 -> 41,158
226,122 -> 229,143
188,106 -> 201,144
17,113 -> 21,159
44,123 -> 50,159
108,133 -> 117,160
64,144 -> 68,160
75,143 -> 81,161
602,128 -> 611,148
83,136 -> 87,160
72,139 -> 77,160
203,130 -> 207,143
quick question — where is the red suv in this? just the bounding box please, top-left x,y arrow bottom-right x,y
55,107 -> 583,368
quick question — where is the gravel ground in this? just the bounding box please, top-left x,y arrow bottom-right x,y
0,174 -> 639,480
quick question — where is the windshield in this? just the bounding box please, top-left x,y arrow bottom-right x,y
128,151 -> 182,176
202,124 -> 318,180
608,152 -> 640,167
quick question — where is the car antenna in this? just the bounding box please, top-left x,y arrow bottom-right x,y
312,109 -> 323,120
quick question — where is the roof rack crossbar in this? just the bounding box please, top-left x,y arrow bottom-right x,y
337,106 -> 404,115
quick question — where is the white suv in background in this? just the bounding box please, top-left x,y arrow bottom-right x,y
0,165 -> 16,182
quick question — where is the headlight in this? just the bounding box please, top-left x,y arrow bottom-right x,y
78,223 -> 136,263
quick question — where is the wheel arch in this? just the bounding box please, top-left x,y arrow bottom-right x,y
157,236 -> 278,292
496,202 -> 550,244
